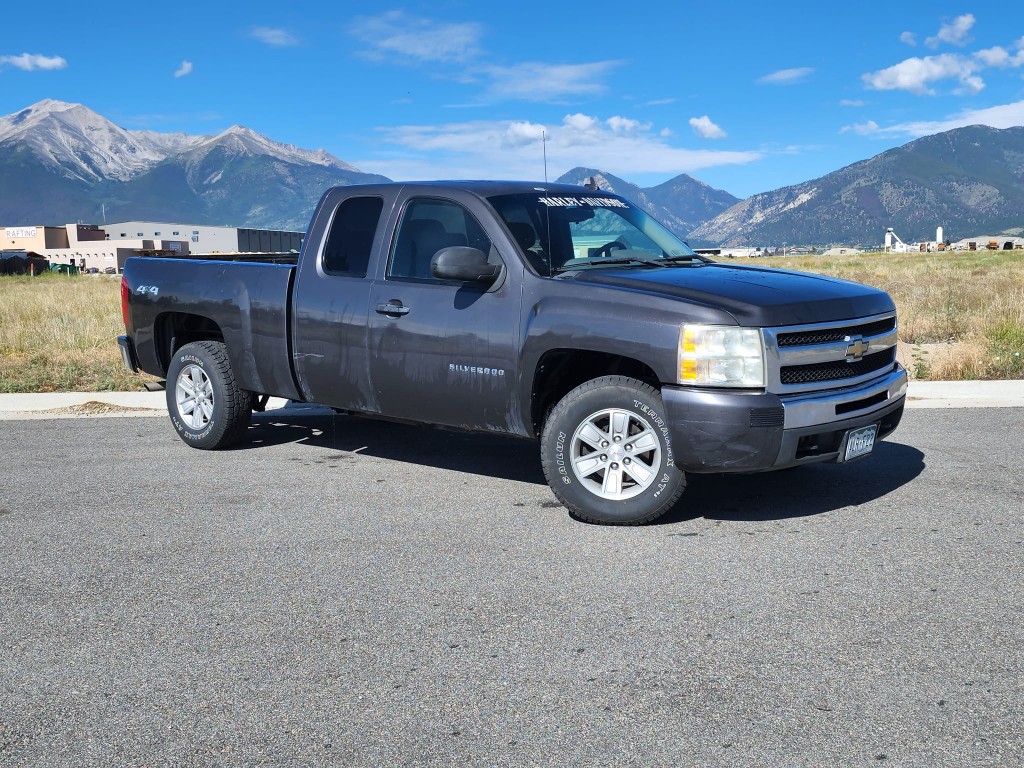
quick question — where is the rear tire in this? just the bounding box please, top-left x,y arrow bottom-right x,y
541,376 -> 686,525
165,340 -> 252,450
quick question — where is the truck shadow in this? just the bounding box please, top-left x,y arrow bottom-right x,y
244,409 -> 925,522
245,409 -> 546,484
656,441 -> 926,524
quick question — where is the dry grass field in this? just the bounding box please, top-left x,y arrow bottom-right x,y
770,249 -> 1024,380
1,249 -> 1022,392
0,273 -> 153,393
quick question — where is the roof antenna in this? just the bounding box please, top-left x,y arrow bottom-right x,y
584,176 -> 600,191
542,130 -> 548,182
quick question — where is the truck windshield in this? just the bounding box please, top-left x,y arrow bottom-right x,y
487,192 -> 702,276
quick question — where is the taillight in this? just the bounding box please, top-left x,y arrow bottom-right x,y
120,276 -> 130,328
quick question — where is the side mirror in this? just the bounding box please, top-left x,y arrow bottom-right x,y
431,247 -> 502,284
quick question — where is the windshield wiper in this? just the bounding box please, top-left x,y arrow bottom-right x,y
659,253 -> 713,265
554,256 -> 669,273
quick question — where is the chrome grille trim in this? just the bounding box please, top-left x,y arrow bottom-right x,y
764,312 -> 899,394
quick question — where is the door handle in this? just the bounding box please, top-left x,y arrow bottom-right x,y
375,301 -> 411,317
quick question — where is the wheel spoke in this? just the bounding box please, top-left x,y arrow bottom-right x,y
610,411 -> 628,439
577,423 -> 607,450
602,465 -> 624,495
574,454 -> 604,478
623,460 -> 654,486
629,430 -> 658,454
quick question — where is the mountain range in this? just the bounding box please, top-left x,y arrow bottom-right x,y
690,125 -> 1024,247
2,100 -> 1024,246
0,100 -> 387,231
553,167 -> 738,241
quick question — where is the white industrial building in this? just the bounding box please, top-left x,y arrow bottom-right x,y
104,221 -> 302,255
1,221 -> 303,273
2,224 -> 187,273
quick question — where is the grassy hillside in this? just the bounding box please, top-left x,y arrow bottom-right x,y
1,251 -> 1021,392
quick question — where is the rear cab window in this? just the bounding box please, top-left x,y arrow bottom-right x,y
321,196 -> 384,277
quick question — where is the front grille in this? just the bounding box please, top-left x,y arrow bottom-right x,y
781,348 -> 896,385
777,317 -> 896,347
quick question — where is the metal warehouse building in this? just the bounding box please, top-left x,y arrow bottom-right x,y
104,222 -> 303,255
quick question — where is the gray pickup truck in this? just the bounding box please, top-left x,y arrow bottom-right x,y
118,181 -> 907,525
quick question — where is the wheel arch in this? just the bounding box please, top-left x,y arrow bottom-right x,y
154,311 -> 225,375
530,348 -> 661,436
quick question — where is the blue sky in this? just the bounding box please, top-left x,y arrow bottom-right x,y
2,1 -> 1023,197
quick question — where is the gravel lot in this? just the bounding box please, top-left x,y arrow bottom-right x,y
1,408 -> 1021,767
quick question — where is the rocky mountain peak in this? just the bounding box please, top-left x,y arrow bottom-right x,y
199,125 -> 360,173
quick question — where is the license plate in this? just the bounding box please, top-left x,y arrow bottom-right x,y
843,424 -> 877,462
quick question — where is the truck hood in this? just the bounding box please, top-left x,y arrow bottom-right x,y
564,263 -> 895,326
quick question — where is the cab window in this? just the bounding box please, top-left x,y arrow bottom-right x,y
388,198 -> 492,281
322,196 -> 384,277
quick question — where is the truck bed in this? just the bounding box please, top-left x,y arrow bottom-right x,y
123,257 -> 302,401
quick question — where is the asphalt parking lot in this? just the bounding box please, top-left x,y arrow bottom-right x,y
1,407 -> 1022,766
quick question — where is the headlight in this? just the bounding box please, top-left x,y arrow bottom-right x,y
678,324 -> 765,387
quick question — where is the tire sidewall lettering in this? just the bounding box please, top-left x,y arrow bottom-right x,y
172,410 -> 216,441
554,430 -> 570,485
632,398 -> 673,465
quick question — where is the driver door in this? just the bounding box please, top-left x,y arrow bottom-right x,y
367,197 -> 522,432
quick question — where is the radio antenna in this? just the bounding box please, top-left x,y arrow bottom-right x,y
542,130 -> 548,182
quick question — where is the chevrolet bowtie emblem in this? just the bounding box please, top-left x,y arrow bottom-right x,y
845,335 -> 870,361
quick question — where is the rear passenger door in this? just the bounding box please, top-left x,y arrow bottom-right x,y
367,196 -> 522,433
292,192 -> 390,412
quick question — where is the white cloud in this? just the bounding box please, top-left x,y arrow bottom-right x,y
871,99 -> 1024,137
364,114 -> 761,181
351,11 -> 483,64
953,75 -> 985,96
642,97 -> 677,106
503,120 -> 546,147
757,67 -> 814,85
900,31 -> 917,47
974,46 -> 1010,67
974,46 -> 1024,68
479,60 -> 620,102
0,53 -> 67,71
350,12 -> 617,104
607,116 -> 651,136
839,99 -> 866,107
250,27 -> 299,46
688,115 -> 727,139
775,144 -> 825,155
174,60 -> 193,78
840,120 -> 880,135
925,14 -> 975,49
862,53 -> 983,95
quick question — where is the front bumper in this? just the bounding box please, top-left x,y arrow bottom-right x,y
662,365 -> 908,473
117,335 -> 139,373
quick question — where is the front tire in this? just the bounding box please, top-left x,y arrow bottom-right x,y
541,376 -> 686,525
165,340 -> 252,450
